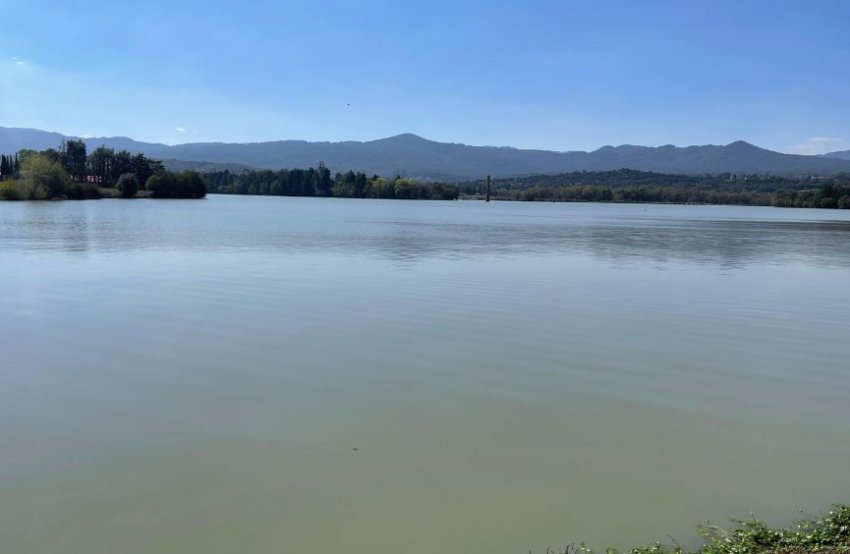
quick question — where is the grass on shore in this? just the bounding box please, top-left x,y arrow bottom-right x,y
545,505 -> 849,554
0,180 -> 154,200
0,179 -> 48,200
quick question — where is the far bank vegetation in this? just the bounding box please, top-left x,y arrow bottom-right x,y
203,166 -> 460,200
0,140 -> 206,200
459,169 -> 850,209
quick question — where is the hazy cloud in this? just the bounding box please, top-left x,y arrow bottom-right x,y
785,136 -> 848,155
175,126 -> 187,133
11,56 -> 26,66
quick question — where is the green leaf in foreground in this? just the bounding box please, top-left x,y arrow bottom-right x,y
538,505 -> 850,554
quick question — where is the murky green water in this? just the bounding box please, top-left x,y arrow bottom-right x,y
2,196 -> 849,554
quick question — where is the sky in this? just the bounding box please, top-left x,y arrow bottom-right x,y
2,0 -> 849,154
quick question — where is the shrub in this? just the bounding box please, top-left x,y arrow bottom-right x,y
116,172 -> 140,198
819,197 -> 838,209
550,504 -> 850,554
21,154 -> 71,198
145,171 -> 175,198
0,181 -> 20,200
177,171 -> 207,199
65,182 -> 102,200
146,170 -> 206,198
0,179 -> 48,200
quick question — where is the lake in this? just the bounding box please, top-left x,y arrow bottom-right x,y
2,196 -> 850,554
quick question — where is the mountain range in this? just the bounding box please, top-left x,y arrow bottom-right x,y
3,126 -> 850,180
822,149 -> 850,161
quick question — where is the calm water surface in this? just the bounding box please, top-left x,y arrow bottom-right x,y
2,196 -> 850,554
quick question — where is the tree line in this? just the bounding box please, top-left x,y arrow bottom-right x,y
1,140 -> 206,200
204,166 -> 460,200
458,169 -> 850,209
200,166 -> 850,207
0,154 -> 21,178
7,146 -> 850,208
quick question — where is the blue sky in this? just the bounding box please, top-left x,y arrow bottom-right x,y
2,0 -> 849,153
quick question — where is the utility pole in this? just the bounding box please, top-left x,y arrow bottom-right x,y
485,175 -> 491,202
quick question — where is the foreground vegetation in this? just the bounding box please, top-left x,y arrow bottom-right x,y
544,504 -> 850,554
0,140 -> 205,200
460,170 -> 850,209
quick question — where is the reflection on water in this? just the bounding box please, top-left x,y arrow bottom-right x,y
1,197 -> 850,554
4,198 -> 850,268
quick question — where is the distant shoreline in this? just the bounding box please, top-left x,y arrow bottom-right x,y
5,191 -> 850,211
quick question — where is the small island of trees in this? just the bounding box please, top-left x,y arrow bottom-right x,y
0,140 -> 206,200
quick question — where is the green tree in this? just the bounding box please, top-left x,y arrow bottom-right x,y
11,151 -> 34,181
146,170 -> 206,198
21,154 -> 71,198
819,197 -> 838,209
333,171 -> 354,197
176,171 -> 207,198
88,146 -> 115,186
112,150 -> 133,180
130,153 -> 162,185
41,148 -> 63,165
145,171 -> 175,197
116,172 -> 140,198
316,162 -> 333,196
63,139 -> 88,181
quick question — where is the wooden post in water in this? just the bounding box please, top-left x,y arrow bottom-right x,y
485,175 -> 491,202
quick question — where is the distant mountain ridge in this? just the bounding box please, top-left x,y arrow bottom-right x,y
3,127 -> 850,180
822,149 -> 850,161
